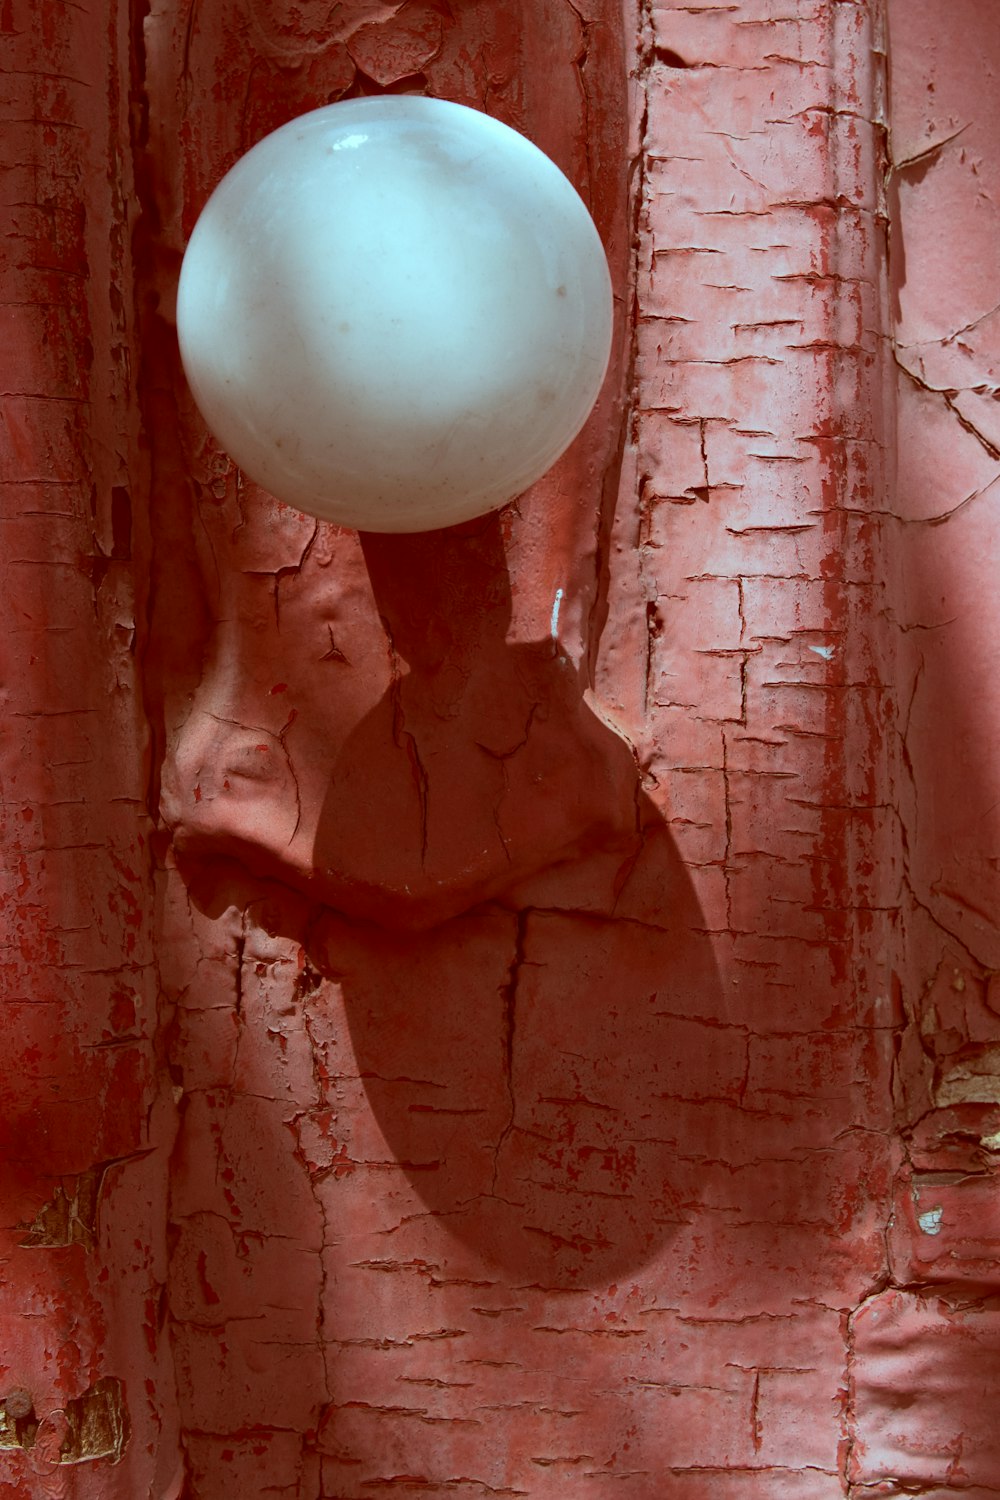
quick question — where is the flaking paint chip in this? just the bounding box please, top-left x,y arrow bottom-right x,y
917,1205 -> 944,1235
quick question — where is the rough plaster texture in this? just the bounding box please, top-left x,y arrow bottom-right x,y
2,0 -> 999,1495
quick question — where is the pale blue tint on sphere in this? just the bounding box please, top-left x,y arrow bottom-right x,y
176,97 -> 614,533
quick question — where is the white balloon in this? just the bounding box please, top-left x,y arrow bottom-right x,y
176,97 -> 613,533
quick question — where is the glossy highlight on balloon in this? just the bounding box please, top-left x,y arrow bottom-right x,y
176,97 -> 614,533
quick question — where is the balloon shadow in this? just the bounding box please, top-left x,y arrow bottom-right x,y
306,515 -> 728,1289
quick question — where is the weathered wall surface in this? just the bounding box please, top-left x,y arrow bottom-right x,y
0,1 -> 178,1495
2,0 -> 1000,1495
848,0 -> 1000,1493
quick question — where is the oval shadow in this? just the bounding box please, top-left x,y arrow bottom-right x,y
308,520 -> 729,1289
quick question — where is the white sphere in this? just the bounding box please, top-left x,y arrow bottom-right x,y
176,97 -> 614,533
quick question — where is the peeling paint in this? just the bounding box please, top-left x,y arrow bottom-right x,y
7,0 -> 1000,1493
148,0 -> 901,1489
1,0 -> 177,1489
19,1166 -> 106,1250
917,1205 -> 943,1236
550,586 -> 565,641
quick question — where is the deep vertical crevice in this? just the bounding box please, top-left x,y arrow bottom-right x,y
491,909 -> 529,1192
585,0 -> 649,687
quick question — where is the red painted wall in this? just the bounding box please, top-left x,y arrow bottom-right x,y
2,0 -> 999,1495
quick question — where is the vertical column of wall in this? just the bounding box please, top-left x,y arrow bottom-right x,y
599,0 -> 901,1490
848,2 -> 1000,1493
0,1 -> 178,1493
139,3 -> 635,1493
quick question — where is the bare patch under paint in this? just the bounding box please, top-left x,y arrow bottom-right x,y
19,1167 -> 106,1250
935,1047 -> 1000,1108
0,1378 -> 128,1464
917,1205 -> 944,1235
59,1378 -> 130,1465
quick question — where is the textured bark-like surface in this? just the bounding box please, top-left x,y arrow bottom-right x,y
145,0 -> 899,1493
5,0 -> 1000,1495
847,1 -> 1000,1494
598,3 -> 898,1494
0,3 -> 178,1496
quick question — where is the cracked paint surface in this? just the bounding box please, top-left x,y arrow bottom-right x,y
846,1 -> 1000,1495
1,0 -> 178,1493
3,0 -> 1000,1495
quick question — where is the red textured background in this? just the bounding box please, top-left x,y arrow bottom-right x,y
2,0 -> 1000,1495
